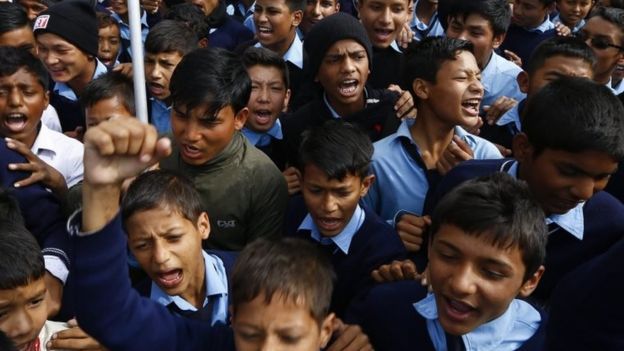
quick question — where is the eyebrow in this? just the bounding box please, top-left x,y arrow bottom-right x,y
436,239 -> 515,270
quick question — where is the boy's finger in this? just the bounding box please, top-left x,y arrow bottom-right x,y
13,172 -> 45,188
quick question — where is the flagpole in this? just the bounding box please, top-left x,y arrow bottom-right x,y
127,0 -> 148,123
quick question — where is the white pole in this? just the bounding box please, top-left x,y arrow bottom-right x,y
127,0 -> 148,123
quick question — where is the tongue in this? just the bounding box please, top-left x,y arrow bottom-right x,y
449,300 -> 473,313
159,270 -> 181,282
4,118 -> 27,133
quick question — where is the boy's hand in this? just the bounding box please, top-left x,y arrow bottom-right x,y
494,143 -> 512,157
388,85 -> 417,119
327,319 -> 373,351
503,50 -> 522,67
140,0 -> 161,14
371,259 -> 419,282
483,96 -> 517,125
555,22 -> 572,37
395,214 -> 431,252
47,319 -> 108,350
282,166 -> 302,195
64,126 -> 85,141
463,116 -> 483,135
397,22 -> 414,49
5,137 -> 68,196
436,136 -> 473,175
112,63 -> 133,77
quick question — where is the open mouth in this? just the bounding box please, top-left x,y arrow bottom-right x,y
156,269 -> 183,289
181,143 -> 203,160
442,296 -> 477,322
338,79 -> 359,97
3,113 -> 28,133
257,26 -> 273,38
148,82 -> 166,96
373,28 -> 394,42
317,217 -> 342,232
253,109 -> 273,125
461,98 -> 481,117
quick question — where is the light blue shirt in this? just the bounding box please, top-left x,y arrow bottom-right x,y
150,250 -> 229,326
507,161 -> 585,239
362,119 -> 503,223
255,32 -> 304,69
414,293 -> 541,351
552,14 -> 585,33
481,52 -> 526,110
496,99 -> 523,134
410,0 -> 445,41
605,78 -> 619,95
242,119 -> 283,147
111,11 -> 149,57
526,16 -> 555,33
297,205 -> 366,254
53,60 -> 108,101
150,98 -> 171,134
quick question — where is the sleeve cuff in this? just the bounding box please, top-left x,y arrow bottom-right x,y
44,255 -> 69,284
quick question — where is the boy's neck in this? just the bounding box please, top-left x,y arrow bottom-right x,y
67,60 -> 97,97
415,0 -> 437,24
267,30 -> 297,57
325,92 -> 366,117
595,70 -> 613,85
20,121 -> 41,149
410,105 -> 455,170
180,260 -> 207,309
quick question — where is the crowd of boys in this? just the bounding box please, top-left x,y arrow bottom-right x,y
1,0 -> 624,350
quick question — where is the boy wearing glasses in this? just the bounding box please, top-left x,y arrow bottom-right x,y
577,6 -> 624,93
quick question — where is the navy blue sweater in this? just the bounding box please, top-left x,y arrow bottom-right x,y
285,197 -> 407,317
499,25 -> 556,69
428,158 -> 624,303
71,213 -> 235,351
347,280 -> 547,351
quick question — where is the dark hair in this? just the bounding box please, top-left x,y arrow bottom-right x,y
522,76 -> 624,159
605,0 -> 624,9
299,120 -> 373,180
0,46 -> 49,90
81,71 -> 135,115
121,170 -> 203,227
0,188 -> 24,227
589,6 -> 624,46
0,2 -> 30,34
170,47 -> 251,116
286,0 -> 306,12
0,330 -> 18,351
430,173 -> 547,281
164,3 -> 209,41
96,10 -> 119,31
405,36 -> 474,84
526,36 -> 596,76
231,237 -> 335,324
242,46 -> 290,89
0,220 -> 45,289
446,0 -> 511,36
538,0 -> 555,5
144,19 -> 197,55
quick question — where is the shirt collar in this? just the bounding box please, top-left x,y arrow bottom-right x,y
322,89 -> 370,119
150,251 -> 228,311
242,119 -> 283,145
606,78 -> 618,95
551,14 -> 585,33
507,161 -> 585,239
526,16 -> 555,33
53,60 -> 108,101
111,10 -> 149,28
297,205 -> 366,254
31,123 -> 56,155
390,41 -> 402,53
255,34 -> 304,69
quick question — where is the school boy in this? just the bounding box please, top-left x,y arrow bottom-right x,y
299,0 -> 340,36
411,0 -> 445,41
481,36 -> 595,150
81,71 -> 136,128
500,0 -> 557,68
362,37 -> 502,256
33,0 -> 109,135
144,20 -> 197,134
357,0 -> 413,89
107,0 -> 149,62
0,47 -> 83,196
69,118 -> 369,350
283,13 -> 404,165
445,0 -> 526,111
160,47 -> 288,251
164,3 -> 210,48
553,0 -> 596,33
577,6 -> 624,91
0,220 -> 69,351
285,121 -> 406,317
431,77 -> 624,303
188,0 -> 254,50
0,2 -> 63,134
349,173 -> 548,351
96,11 -> 122,68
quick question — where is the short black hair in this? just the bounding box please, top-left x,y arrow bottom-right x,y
299,120 -> 373,180
405,36 -> 474,84
525,36 -> 596,76
538,0 -> 556,5
81,71 -> 135,115
170,47 -> 251,116
144,19 -> 197,55
121,170 -> 203,228
446,0 -> 511,36
430,172 -> 547,281
285,0 -> 306,12
242,46 -> 290,89
0,220 -> 45,290
0,188 -> 24,227
0,2 -> 30,34
522,76 -> 624,160
164,3 -> 209,41
96,10 -> 119,30
589,6 -> 624,46
231,237 -> 335,325
0,46 -> 49,90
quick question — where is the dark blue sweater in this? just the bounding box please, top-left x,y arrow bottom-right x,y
285,197 -> 407,317
499,25 -> 556,70
347,280 -> 547,351
71,213 -> 235,351
428,158 -> 624,303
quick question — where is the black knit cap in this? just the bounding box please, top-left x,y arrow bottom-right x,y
33,0 -> 98,57
304,12 -> 373,77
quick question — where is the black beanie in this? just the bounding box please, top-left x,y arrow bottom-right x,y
33,0 -> 98,57
304,13 -> 373,77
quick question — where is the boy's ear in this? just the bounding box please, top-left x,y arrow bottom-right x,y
359,174 -> 375,197
234,107 -> 249,130
198,37 -> 209,49
44,90 -> 50,109
197,212 -> 211,240
518,265 -> 545,298
516,71 -> 530,94
511,133 -> 534,164
412,78 -> 429,100
319,312 -> 336,348
492,33 -> 506,50
282,88 -> 292,113
292,9 -> 303,27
